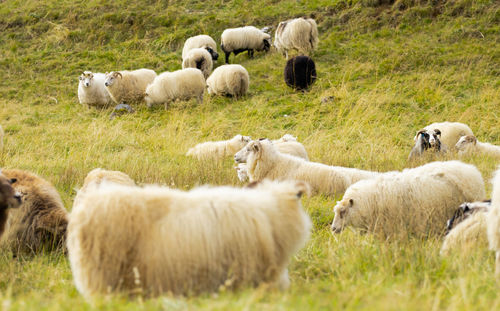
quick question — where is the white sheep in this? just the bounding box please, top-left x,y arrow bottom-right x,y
455,135 -> 500,158
416,122 -> 473,149
487,167 -> 500,277
186,134 -> 252,160
77,71 -> 112,107
67,180 -> 311,298
220,26 -> 271,63
234,139 -> 380,196
182,35 -> 219,61
145,68 -> 205,109
274,18 -> 319,59
206,64 -> 249,98
331,161 -> 486,239
440,210 -> 489,256
104,69 -> 157,105
182,48 -> 213,79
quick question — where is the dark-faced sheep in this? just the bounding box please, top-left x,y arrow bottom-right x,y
0,171 -> 21,238
408,129 -> 446,159
284,56 -> 317,91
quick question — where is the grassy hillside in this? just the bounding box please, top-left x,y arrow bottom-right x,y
0,0 -> 499,309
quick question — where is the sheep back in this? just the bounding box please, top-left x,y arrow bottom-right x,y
207,65 -> 249,97
221,26 -> 271,53
274,18 -> 319,57
284,56 -> 317,91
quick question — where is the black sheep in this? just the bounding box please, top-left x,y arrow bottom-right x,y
284,56 -> 316,90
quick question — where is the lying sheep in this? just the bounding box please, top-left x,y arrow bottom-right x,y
221,26 -> 271,63
77,71 -> 112,107
444,200 -> 491,235
331,161 -> 485,239
274,18 -> 319,59
104,69 -> 157,105
182,35 -> 219,61
417,122 -> 473,149
186,134 -> 252,161
67,180 -> 311,298
487,167 -> 500,277
0,169 -> 68,255
455,135 -> 500,158
284,56 -> 317,91
145,68 -> 205,109
408,129 -> 446,159
234,139 -> 380,196
0,170 -> 21,238
182,48 -> 213,79
206,64 -> 249,98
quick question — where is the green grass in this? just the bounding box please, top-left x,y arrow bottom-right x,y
0,0 -> 500,309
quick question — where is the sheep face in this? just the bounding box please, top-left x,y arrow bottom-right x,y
412,129 -> 442,155
331,199 -> 354,233
234,140 -> 261,164
0,174 -> 21,210
205,46 -> 219,61
455,135 -> 477,153
79,72 -> 94,88
104,72 -> 122,87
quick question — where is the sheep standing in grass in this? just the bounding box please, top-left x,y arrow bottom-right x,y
186,134 -> 252,160
206,65 -> 249,98
455,135 -> 500,158
145,68 -> 205,109
182,48 -> 213,79
487,167 -> 500,277
234,139 -> 380,196
331,161 -> 485,239
417,122 -> 473,149
221,26 -> 271,63
77,71 -> 112,107
274,18 -> 319,59
408,129 -> 445,159
104,69 -> 157,105
182,35 -> 219,61
0,171 -> 21,238
67,180 -> 311,298
284,56 -> 317,91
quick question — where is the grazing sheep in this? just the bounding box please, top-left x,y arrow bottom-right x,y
182,48 -> 213,79
408,129 -> 446,159
182,35 -> 219,61
234,139 -> 380,196
0,170 -> 22,238
455,135 -> 500,158
67,180 -> 311,298
274,18 -> 319,59
145,68 -> 205,109
331,161 -> 486,239
206,65 -> 250,98
186,134 -> 252,160
104,69 -> 157,105
487,167 -> 500,277
221,26 -> 271,63
284,56 -> 317,91
0,169 -> 68,255
441,209 -> 489,256
416,122 -> 473,149
77,71 -> 112,107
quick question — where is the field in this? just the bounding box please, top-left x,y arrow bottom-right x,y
0,0 -> 499,309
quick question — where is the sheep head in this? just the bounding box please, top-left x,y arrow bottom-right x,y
331,198 -> 354,233
205,46 -> 219,61
234,140 -> 262,164
262,36 -> 271,52
79,71 -> 94,88
104,71 -> 122,87
0,173 -> 21,211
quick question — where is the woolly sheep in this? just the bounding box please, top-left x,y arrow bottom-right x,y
331,161 -> 486,239
104,69 -> 157,105
77,71 -> 112,107
182,48 -> 213,79
182,35 -> 219,61
145,68 -> 205,109
274,18 -> 319,59
455,135 -> 500,158
221,26 -> 271,63
234,139 -> 380,196
67,180 -> 311,298
186,134 -> 252,160
206,64 -> 249,97
487,167 -> 500,277
284,56 -> 317,91
408,129 -> 446,160
0,170 -> 21,238
416,122 -> 473,149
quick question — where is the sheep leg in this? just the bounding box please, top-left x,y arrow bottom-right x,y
197,94 -> 203,105
248,49 -> 254,58
225,52 -> 230,64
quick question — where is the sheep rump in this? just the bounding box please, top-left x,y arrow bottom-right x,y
274,18 -> 319,59
206,65 -> 249,97
182,35 -> 219,61
284,56 -> 317,91
67,180 -> 311,298
182,48 -> 213,79
220,26 -> 271,63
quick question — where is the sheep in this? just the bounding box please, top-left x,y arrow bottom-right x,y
274,18 -> 319,59
182,48 -> 213,79
487,167 -> 500,277
182,35 -> 219,61
104,69 -> 157,105
206,65 -> 250,98
220,26 -> 271,63
145,68 -> 205,109
416,122 -> 473,149
234,139 -> 380,196
0,169 -> 68,256
186,134 -> 252,161
331,161 -> 486,239
408,129 -> 446,159
455,135 -> 500,158
67,179 -> 311,298
444,200 -> 491,235
284,56 -> 317,91
77,71 -> 112,107
0,170 -> 22,238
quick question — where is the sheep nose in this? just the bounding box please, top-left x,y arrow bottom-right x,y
105,82 -> 109,86
331,226 -> 341,234
14,193 -> 22,204
85,83 -> 89,87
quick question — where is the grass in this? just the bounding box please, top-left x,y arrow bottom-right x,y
0,0 -> 499,309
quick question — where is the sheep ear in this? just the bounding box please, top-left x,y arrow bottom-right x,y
10,178 -> 17,184
252,142 -> 260,152
434,129 -> 441,136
